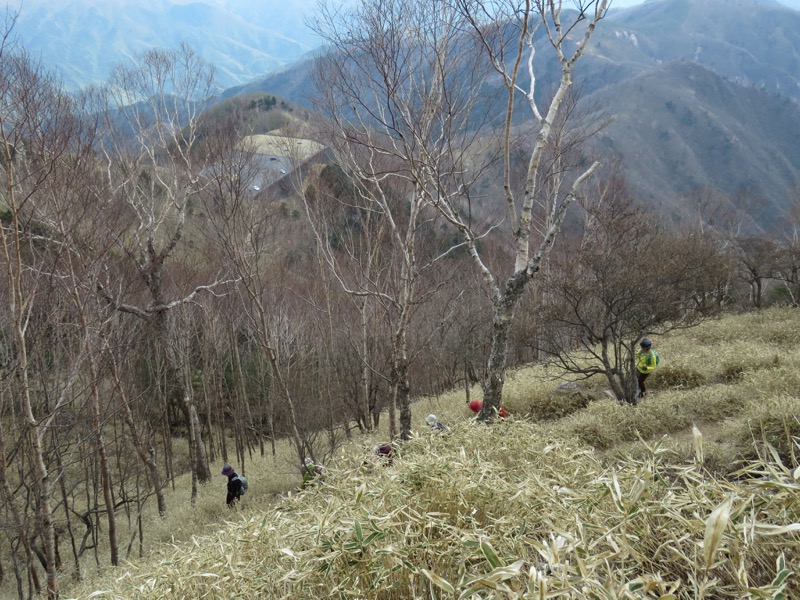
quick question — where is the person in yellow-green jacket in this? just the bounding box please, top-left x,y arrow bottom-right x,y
635,338 -> 660,400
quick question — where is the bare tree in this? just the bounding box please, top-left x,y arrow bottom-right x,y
105,332 -> 169,518
197,114 -> 309,466
775,187 -> 800,306
540,173 -> 717,404
734,235 -> 781,309
310,0 -> 493,429
301,166 -> 387,434
40,94 -> 126,566
302,156 -> 457,439
312,0 -> 609,420
0,16 -> 97,595
93,44 -> 222,484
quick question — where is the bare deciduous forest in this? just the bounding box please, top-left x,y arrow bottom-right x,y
2,1 -> 800,598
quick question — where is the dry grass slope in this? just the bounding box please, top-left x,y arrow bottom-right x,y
65,308 -> 800,599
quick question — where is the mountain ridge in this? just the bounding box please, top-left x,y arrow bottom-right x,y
586,60 -> 800,229
9,0 -> 322,89
9,0 -> 800,230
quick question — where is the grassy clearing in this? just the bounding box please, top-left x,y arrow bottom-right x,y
243,134 -> 324,160
63,308 -> 800,599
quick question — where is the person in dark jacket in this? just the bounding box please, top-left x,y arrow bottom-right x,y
221,464 -> 243,507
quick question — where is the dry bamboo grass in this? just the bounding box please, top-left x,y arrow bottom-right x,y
63,308 -> 800,599
67,418 -> 800,599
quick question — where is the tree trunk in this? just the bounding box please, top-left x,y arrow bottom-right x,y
392,307 -> 412,439
108,341 -> 168,516
359,298 -> 373,432
479,276 -> 526,420
85,343 -> 118,566
30,427 -> 58,599
0,407 -> 43,598
53,444 -> 81,581
395,358 -> 411,440
156,312 -> 211,483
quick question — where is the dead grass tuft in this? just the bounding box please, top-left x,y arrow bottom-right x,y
655,364 -> 707,389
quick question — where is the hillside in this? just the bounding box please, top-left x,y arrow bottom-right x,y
604,0 -> 800,101
233,0 -> 800,232
64,308 -> 800,599
586,61 -> 800,230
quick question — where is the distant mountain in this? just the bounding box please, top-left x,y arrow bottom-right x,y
562,0 -> 800,231
587,61 -> 800,230
234,0 -> 800,232
10,0 -> 800,230
9,0 -> 323,90
597,0 -> 800,101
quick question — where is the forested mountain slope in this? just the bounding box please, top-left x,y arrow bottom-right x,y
585,61 -> 800,229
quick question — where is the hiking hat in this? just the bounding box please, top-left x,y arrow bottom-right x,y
304,457 -> 314,467
221,465 -> 234,476
640,338 -> 652,348
426,414 -> 437,425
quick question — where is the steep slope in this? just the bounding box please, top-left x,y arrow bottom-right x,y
61,309 -> 800,600
587,60 -> 800,230
598,0 -> 800,100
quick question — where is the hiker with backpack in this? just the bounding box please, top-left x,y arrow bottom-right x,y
221,464 -> 248,507
635,338 -> 660,400
425,414 -> 447,434
468,399 -> 508,418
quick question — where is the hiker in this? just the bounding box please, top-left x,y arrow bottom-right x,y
221,464 -> 243,507
371,442 -> 395,466
425,414 -> 446,433
635,338 -> 660,400
301,457 -> 325,488
468,399 -> 508,418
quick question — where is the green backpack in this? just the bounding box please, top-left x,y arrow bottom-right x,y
234,475 -> 248,495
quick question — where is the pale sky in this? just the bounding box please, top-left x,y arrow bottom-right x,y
610,0 -> 800,8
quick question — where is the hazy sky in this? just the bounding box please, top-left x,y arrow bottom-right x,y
610,0 -> 800,7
